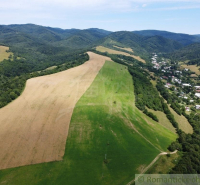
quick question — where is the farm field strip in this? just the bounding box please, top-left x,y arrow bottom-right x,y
96,45 -> 146,63
0,52 -> 111,170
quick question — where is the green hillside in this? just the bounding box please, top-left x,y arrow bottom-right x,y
168,43 -> 200,64
98,31 -> 183,56
0,60 -> 176,185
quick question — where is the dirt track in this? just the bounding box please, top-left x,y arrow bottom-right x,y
0,52 -> 111,170
126,150 -> 178,185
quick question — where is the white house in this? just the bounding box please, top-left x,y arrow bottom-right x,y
195,105 -> 200,109
182,83 -> 191,87
195,93 -> 200,98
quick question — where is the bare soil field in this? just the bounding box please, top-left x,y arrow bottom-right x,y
0,46 -> 12,62
96,46 -> 146,63
0,52 -> 111,170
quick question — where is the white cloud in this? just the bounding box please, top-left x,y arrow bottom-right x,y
142,4 -> 147,7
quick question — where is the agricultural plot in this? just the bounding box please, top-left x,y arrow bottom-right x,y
0,46 -> 13,62
113,45 -> 134,52
96,45 -> 146,63
0,59 -> 176,185
0,52 -> 111,170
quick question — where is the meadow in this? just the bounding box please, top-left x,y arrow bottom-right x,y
181,64 -> 200,75
0,46 -> 12,62
96,46 -> 146,63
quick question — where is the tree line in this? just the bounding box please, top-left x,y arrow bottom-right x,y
0,53 -> 89,108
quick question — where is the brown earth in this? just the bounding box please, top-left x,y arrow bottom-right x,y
0,52 -> 111,170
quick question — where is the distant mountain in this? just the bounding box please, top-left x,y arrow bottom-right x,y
0,24 -> 194,65
4,24 -> 111,48
195,34 -> 200,38
133,30 -> 200,46
98,31 -> 183,54
53,28 -> 111,49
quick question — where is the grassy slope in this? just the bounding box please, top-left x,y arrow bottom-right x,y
168,105 -> 193,134
147,108 -> 176,133
96,46 -> 146,63
0,46 -> 12,62
146,152 -> 180,174
0,61 -> 176,185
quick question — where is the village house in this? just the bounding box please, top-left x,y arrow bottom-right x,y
195,93 -> 200,98
185,107 -> 190,111
195,105 -> 200,109
182,83 -> 191,87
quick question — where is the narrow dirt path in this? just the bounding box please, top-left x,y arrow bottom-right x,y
126,150 -> 178,185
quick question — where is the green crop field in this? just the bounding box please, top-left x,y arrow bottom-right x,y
0,61 -> 176,185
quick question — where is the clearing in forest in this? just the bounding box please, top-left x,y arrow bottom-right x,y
181,64 -> 200,75
0,52 -> 111,170
0,46 -> 13,62
96,45 -> 146,63
147,108 -> 176,133
168,105 -> 193,134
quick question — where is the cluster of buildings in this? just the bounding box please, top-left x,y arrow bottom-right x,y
152,54 -> 200,112
151,53 -> 166,70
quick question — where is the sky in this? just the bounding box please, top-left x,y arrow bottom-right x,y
0,0 -> 200,34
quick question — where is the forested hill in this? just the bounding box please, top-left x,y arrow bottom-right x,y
133,30 -> 200,46
0,24 -> 200,70
0,24 -> 112,74
1,24 -> 111,49
167,43 -> 200,64
98,31 -> 183,55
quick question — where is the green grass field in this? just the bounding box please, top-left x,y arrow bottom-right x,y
0,61 -> 176,185
147,108 -> 176,134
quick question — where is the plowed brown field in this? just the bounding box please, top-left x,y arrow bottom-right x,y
0,52 -> 111,170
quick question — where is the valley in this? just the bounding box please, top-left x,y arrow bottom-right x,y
0,53 -> 176,185
0,24 -> 200,183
